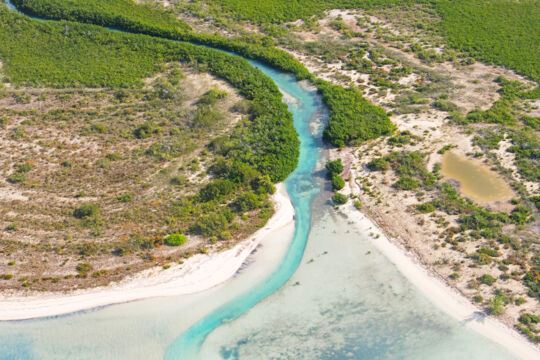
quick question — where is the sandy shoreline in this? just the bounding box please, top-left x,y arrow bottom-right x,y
340,201 -> 539,360
0,184 -> 295,321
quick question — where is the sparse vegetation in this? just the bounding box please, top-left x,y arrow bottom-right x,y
332,193 -> 348,205
164,234 -> 187,246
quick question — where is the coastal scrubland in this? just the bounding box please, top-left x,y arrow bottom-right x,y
0,4 -> 300,290
1,0 -> 538,344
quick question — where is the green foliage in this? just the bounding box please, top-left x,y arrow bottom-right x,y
9,0 -> 540,84
394,176 -> 419,190
521,115 -> 540,131
437,144 -> 454,154
523,271 -> 539,300
6,172 -> 26,184
416,202 -> 435,213
436,0 -> 539,81
325,159 -> 344,177
73,203 -> 99,219
192,104 -> 223,128
8,0 -> 312,80
367,158 -> 390,171
199,179 -> 236,202
117,193 -> 133,202
332,174 -> 345,191
164,233 -> 187,246
507,129 -> 540,182
134,122 -> 162,139
231,192 -> 261,213
319,82 -> 394,147
488,294 -> 506,315
208,0 -> 412,25
0,8 -> 165,87
472,295 -> 483,303
519,313 -> 539,325
199,88 -> 228,105
353,200 -> 362,210
387,131 -> 420,147
479,273 -> 496,286
331,193 -> 348,205
75,262 -> 92,278
0,8 -> 300,181
510,205 -> 533,225
251,175 -> 275,195
191,212 -> 229,237
370,151 -> 434,187
12,0 -> 191,33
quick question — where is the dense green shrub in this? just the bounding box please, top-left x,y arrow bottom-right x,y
507,129 -> 540,182
369,151 -> 434,187
164,234 -> 187,246
251,175 -> 275,195
10,0 -> 540,83
9,0 -> 312,80
6,173 -> 26,184
394,176 -> 419,190
117,193 -> 133,202
489,295 -> 506,315
479,274 -> 496,286
191,212 -> 229,237
199,179 -> 236,202
519,313 -> 539,325
231,192 -> 261,213
523,271 -> 539,300
319,82 -> 394,147
325,159 -> 344,177
134,122 -> 162,139
510,205 -> 533,225
332,174 -> 345,191
416,202 -> 435,213
367,158 -> 390,171
73,203 -> 99,219
199,88 -> 228,105
331,193 -> 348,205
76,262 -> 93,277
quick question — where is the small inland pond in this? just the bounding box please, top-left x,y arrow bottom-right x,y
440,152 -> 514,204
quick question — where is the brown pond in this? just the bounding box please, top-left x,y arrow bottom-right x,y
440,152 -> 514,204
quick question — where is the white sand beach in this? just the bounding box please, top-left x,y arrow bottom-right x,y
0,184 -> 295,321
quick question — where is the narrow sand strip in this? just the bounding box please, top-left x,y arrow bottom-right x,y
0,184 -> 295,321
340,202 -> 539,360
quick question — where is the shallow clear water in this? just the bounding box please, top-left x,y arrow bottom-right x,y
441,152 -> 513,203
199,206 -> 517,359
0,3 -> 521,359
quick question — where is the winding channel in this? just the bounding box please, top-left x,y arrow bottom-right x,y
4,1 -> 323,358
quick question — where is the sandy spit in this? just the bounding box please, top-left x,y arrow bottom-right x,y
0,184 -> 295,321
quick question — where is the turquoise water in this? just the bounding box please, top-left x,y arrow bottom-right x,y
164,62 -> 322,359
0,2 -> 521,359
